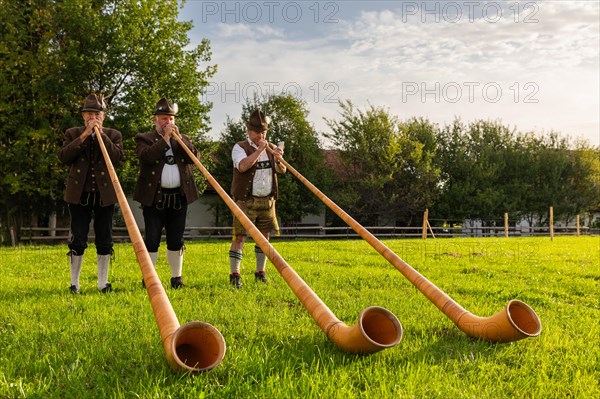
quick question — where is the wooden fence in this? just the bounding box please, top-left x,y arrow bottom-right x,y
18,224 -> 594,244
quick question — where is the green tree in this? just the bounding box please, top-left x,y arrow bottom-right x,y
0,0 -> 216,242
525,134 -> 600,226
560,141 -> 600,225
211,93 -> 331,226
324,101 -> 440,226
435,119 -> 517,225
435,121 -> 600,228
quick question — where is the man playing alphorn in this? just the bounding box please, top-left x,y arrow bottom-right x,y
228,109 -> 286,288
133,98 -> 199,289
58,93 -> 123,294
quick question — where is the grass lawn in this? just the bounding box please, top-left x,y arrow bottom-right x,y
0,236 -> 598,398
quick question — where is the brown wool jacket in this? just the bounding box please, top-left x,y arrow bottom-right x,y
231,140 -> 280,201
58,127 -> 123,205
133,130 -> 199,207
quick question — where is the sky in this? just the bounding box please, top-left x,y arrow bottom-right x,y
178,0 -> 600,147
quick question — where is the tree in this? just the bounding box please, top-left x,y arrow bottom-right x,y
0,0 -> 216,242
560,141 -> 600,225
324,101 -> 440,226
396,117 -> 442,224
525,134 -> 599,226
435,121 -> 600,227
435,119 -> 518,224
211,93 -> 331,226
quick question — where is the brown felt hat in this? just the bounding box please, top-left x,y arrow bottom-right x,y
153,97 -> 178,116
247,109 -> 270,132
80,94 -> 107,112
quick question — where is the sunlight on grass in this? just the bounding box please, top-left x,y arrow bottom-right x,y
0,237 -> 598,398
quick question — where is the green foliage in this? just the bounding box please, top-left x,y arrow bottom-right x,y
323,105 -> 599,228
0,0 -> 215,239
211,93 -> 332,226
435,119 -> 517,223
0,237 -> 598,398
1,0 -> 598,242
324,101 -> 441,226
435,121 -> 600,226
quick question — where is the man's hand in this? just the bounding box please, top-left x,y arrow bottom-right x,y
162,123 -> 180,142
271,145 -> 284,160
257,138 -> 268,152
81,120 -> 101,142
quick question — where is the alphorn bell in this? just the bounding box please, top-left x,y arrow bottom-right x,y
171,133 -> 402,354
266,144 -> 541,343
93,127 -> 226,371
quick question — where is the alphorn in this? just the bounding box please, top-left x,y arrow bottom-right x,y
266,144 -> 541,343
171,133 -> 402,354
94,127 -> 226,371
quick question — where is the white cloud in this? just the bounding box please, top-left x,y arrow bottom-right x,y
342,3 -> 598,75
186,1 -> 599,146
216,23 -> 285,39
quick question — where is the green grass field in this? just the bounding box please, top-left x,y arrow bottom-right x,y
0,236 -> 598,398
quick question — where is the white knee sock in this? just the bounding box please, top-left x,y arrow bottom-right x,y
70,254 -> 84,289
255,245 -> 266,273
149,252 -> 158,267
229,250 -> 243,274
166,249 -> 183,278
97,254 -> 111,290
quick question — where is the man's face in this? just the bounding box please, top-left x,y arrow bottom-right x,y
248,128 -> 267,145
82,111 -> 105,126
154,114 -> 175,131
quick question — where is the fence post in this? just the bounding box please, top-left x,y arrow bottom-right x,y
422,209 -> 428,240
427,219 -> 436,239
576,215 -> 580,237
549,206 -> 554,241
10,226 -> 16,246
504,212 -> 509,238
49,212 -> 57,237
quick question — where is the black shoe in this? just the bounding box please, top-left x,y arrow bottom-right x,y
170,276 -> 184,289
229,273 -> 242,289
142,278 -> 146,288
100,283 -> 113,293
255,271 -> 267,283
69,285 -> 79,294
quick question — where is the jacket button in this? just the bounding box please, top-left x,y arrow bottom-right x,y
151,171 -> 155,175
76,169 -> 80,173
101,171 -> 105,175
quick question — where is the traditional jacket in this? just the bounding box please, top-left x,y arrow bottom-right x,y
133,130 -> 199,207
58,127 -> 123,205
231,140 -> 279,201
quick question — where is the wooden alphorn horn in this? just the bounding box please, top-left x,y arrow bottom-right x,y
94,127 -> 226,371
266,143 -> 541,343
171,133 -> 402,354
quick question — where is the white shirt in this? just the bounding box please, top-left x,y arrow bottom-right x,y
232,138 -> 273,197
161,143 -> 181,188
